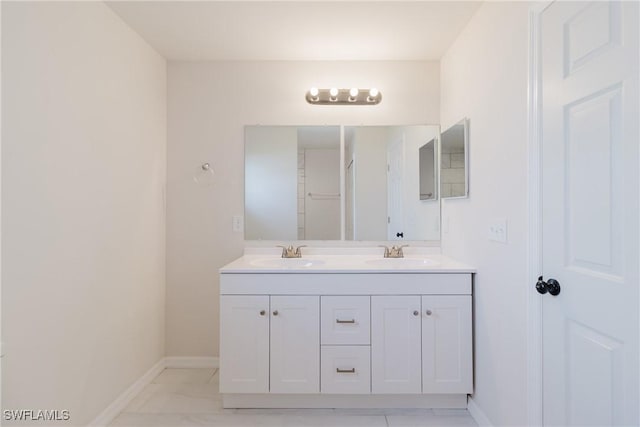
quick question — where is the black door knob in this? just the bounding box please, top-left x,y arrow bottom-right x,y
396,232 -> 404,238
536,276 -> 548,295
536,276 -> 561,296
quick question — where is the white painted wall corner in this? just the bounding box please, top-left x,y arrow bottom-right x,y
164,356 -> 219,369
468,397 -> 494,427
88,357 -> 219,427
88,359 -> 165,427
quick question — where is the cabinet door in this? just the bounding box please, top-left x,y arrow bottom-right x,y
219,295 -> 270,393
422,295 -> 472,394
371,295 -> 422,394
270,296 -> 320,393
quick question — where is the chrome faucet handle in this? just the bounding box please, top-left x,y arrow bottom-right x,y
378,245 -> 391,258
388,244 -> 409,258
277,244 -> 305,258
294,245 -> 307,257
276,245 -> 294,258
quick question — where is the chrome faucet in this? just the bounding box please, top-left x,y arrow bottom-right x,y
379,245 -> 409,258
277,245 -> 306,258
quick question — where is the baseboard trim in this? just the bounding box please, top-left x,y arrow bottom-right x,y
164,356 -> 219,369
223,393 -> 467,409
88,358 -> 165,427
467,397 -> 493,426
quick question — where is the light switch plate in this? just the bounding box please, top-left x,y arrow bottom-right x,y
232,215 -> 244,233
489,218 -> 507,243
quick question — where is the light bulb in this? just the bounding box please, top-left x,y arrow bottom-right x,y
349,88 -> 359,97
369,88 -> 379,97
329,87 -> 339,97
309,87 -> 319,97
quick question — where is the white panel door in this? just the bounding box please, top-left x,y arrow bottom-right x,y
270,296 -> 320,393
541,2 -> 638,425
219,295 -> 270,393
387,135 -> 405,240
371,296 -> 421,394
421,296 -> 472,394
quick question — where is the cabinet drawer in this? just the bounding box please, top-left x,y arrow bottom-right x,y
321,346 -> 371,394
321,296 -> 370,345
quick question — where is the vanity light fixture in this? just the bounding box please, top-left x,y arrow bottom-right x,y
329,87 -> 339,102
306,87 -> 382,105
309,87 -> 320,102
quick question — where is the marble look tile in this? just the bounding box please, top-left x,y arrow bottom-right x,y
441,154 -> 451,168
334,408 -> 434,416
235,408 -> 334,415
432,409 -> 470,416
124,383 -> 225,414
450,153 -> 465,168
111,413 -> 283,426
153,368 -> 216,385
441,168 -> 465,185
281,415 -> 387,427
387,413 -> 477,426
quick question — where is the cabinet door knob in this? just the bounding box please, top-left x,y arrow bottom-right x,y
426,310 -> 432,316
272,310 -> 278,316
259,310 -> 266,316
413,310 -> 419,316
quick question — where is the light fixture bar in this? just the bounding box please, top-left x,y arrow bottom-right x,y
305,88 -> 382,105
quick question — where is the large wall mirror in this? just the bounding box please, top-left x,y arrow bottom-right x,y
244,125 -> 441,242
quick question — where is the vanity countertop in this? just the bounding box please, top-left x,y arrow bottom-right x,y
220,253 -> 475,274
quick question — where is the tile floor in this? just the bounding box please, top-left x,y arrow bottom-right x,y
110,368 -> 477,427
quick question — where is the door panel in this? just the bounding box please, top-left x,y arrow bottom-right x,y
387,136 -> 405,240
421,296 -> 472,394
371,296 -> 421,394
219,295 -> 270,393
540,2 -> 638,425
270,296 -> 320,393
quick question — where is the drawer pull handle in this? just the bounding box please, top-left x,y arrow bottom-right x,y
336,368 -> 356,373
336,319 -> 356,324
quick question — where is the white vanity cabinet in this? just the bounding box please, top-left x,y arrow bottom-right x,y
421,295 -> 472,393
269,296 -> 320,393
219,268 -> 474,409
220,295 -> 319,394
371,296 -> 423,394
219,295 -> 269,393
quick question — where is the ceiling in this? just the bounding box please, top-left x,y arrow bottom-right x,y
106,1 -> 482,61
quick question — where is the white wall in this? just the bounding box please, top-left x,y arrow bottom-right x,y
439,2 -> 530,425
167,61 -> 439,357
245,127 -> 298,240
352,127 -> 389,241
304,148 -> 341,240
2,3 -> 166,425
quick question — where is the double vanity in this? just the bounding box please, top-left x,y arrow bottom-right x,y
219,249 -> 475,409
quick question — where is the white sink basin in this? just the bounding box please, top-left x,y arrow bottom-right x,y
250,258 -> 326,268
365,258 -> 439,268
